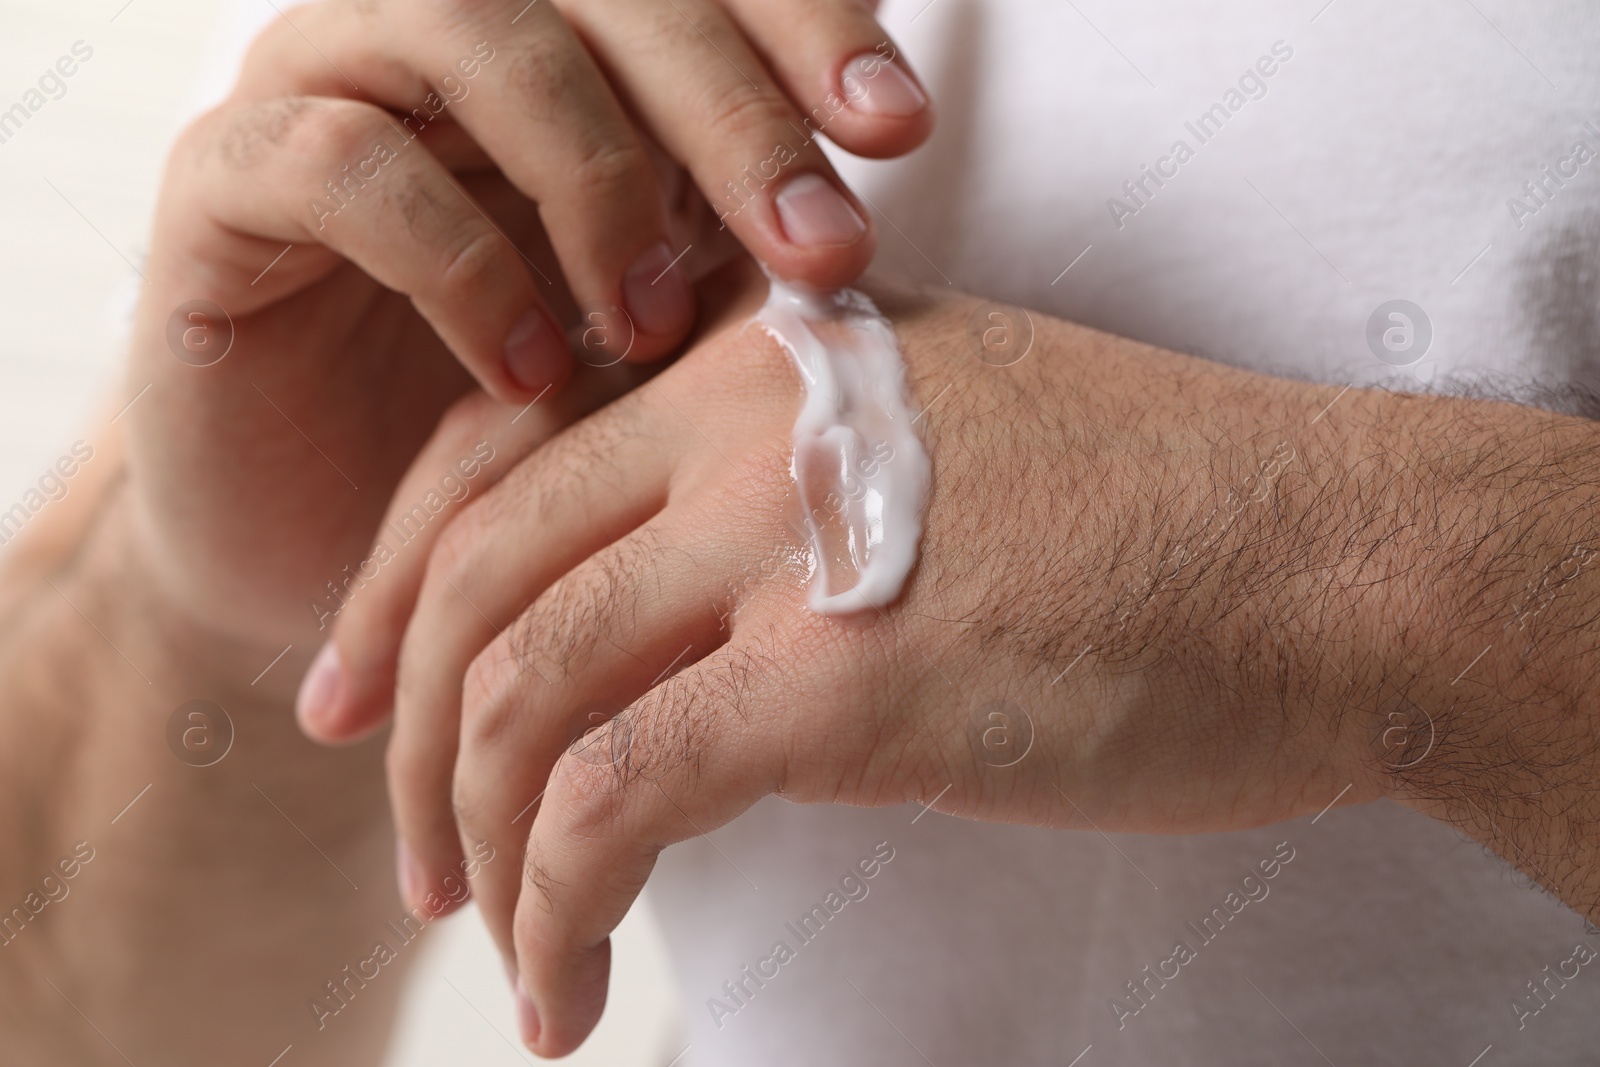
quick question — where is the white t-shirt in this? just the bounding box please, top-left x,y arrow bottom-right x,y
648,1 -> 1600,1064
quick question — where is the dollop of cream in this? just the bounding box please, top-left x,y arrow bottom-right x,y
756,278 -> 931,615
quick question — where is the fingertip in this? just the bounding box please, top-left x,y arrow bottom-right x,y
834,49 -> 937,158
306,708 -> 392,746
396,838 -> 424,909
765,172 -> 878,288
397,840 -> 473,920
504,307 -> 575,398
622,240 -> 696,345
833,97 -> 937,160
296,639 -> 395,745
525,939 -> 611,1058
841,50 -> 930,119
515,976 -> 541,1049
295,641 -> 347,742
807,48 -> 937,160
775,172 -> 868,248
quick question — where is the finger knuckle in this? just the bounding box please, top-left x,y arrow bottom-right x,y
438,228 -> 512,297
450,772 -> 488,830
610,661 -> 723,781
434,389 -> 502,446
285,97 -> 392,170
566,705 -> 635,773
533,405 -> 646,501
427,501 -> 490,589
508,530 -> 661,681
383,176 -> 459,246
460,640 -> 529,750
468,448 -> 576,545
548,746 -> 631,843
504,31 -> 591,115
699,82 -> 791,145
567,137 -> 654,205
206,96 -> 321,172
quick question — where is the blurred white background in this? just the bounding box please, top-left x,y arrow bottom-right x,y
0,1 -> 683,1062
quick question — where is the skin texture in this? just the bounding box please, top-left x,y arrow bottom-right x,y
319,261 -> 1600,1056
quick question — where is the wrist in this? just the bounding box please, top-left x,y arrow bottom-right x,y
1347,394 -> 1600,847
1081,349 -> 1394,822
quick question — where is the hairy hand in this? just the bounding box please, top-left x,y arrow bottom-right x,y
305,259 -> 1414,1054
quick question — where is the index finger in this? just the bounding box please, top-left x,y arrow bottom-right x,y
558,0 -> 881,288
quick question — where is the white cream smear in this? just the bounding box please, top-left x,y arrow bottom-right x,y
756,279 -> 931,615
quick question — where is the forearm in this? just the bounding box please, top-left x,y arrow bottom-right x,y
0,482 -> 410,1065
1323,388 -> 1600,913
1037,322 -> 1600,914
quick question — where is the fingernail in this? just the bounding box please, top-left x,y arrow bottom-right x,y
504,308 -> 570,392
623,241 -> 693,338
515,977 -> 541,1047
775,173 -> 867,248
396,839 -> 423,908
843,52 -> 928,117
295,642 -> 344,732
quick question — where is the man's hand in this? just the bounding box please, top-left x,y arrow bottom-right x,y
316,259 -> 1600,1056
